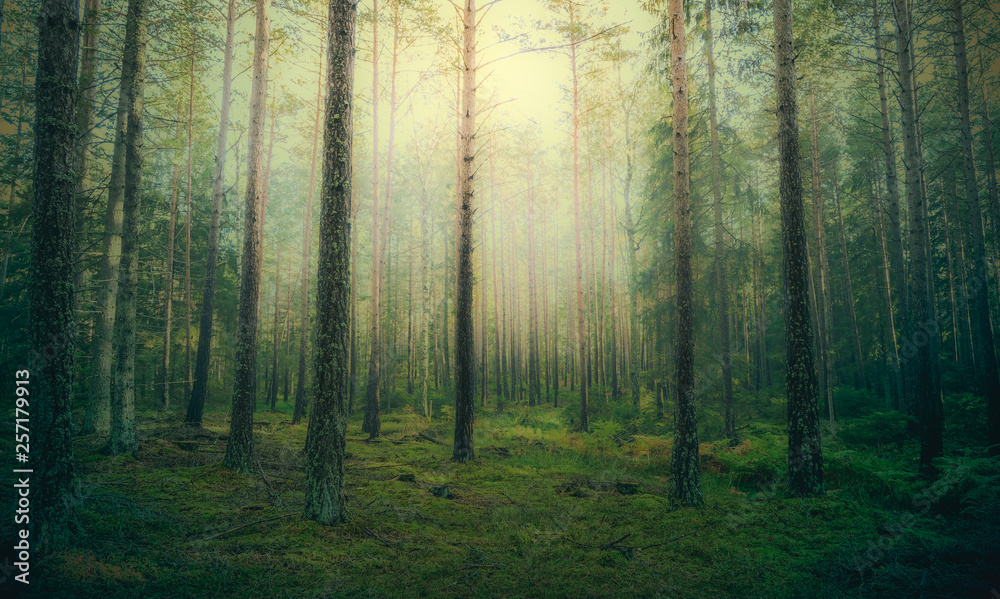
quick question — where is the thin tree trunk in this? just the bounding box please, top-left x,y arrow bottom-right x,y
873,0 -> 908,409
453,0 -> 477,461
832,169 -> 866,390
876,176 -> 903,407
109,0 -> 150,457
568,3 -> 588,431
187,0 -> 236,426
527,157 -> 540,407
184,43 -> 195,404
895,0 -> 941,474
952,0 -> 999,454
706,0 -> 733,438
293,39 -> 323,425
808,90 -> 834,424
224,0 -> 269,475
270,243 -> 281,409
363,0 -> 382,437
161,117 -> 182,412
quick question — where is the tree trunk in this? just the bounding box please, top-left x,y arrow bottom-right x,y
569,3 -> 588,432
775,0 -> 823,496
184,44 -> 195,404
873,0 -> 908,409
84,32 -> 132,435
453,0 -> 477,462
30,0 -> 81,554
303,0 -> 355,525
224,0 -> 269,475
270,243 -> 281,410
109,0 -> 149,457
527,158 -> 540,407
668,0 -> 702,507
161,117 -> 182,412
895,0 -> 942,475
187,0 -> 236,425
363,0 -> 382,438
293,34 -> 323,425
808,90 -> 834,424
875,177 -> 903,407
832,169 -> 866,390
706,0 -> 733,439
953,0 -> 1000,454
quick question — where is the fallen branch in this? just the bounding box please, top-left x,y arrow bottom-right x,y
418,431 -> 446,446
639,530 -> 697,550
193,513 -> 297,542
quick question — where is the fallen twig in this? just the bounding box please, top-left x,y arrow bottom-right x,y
193,513 -> 297,542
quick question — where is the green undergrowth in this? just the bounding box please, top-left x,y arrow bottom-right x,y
4,390 -> 998,598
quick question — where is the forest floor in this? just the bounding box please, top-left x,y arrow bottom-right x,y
4,390 -> 999,598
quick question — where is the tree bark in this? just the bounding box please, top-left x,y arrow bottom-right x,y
895,0 -> 942,474
161,117 -> 182,412
832,169 -> 866,390
568,3 -> 588,432
109,0 -> 149,457
303,0 -> 355,525
775,0 -> 823,496
224,0 -> 269,475
808,90 -> 834,424
363,0 -> 382,437
952,0 -> 999,454
30,0 -> 81,554
705,0 -> 733,439
452,0 -> 477,461
667,0 -> 701,507
187,0 -> 236,425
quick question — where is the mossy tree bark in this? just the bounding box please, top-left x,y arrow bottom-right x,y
108,0 -> 149,458
303,0 -> 355,525
188,0 -> 237,426
667,0 -> 702,507
30,0 -> 81,555
774,0 -> 824,497
224,0 -> 269,475
452,0 -> 476,462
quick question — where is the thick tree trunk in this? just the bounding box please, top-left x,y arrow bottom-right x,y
187,0 -> 236,425
706,0 -> 733,439
30,0 -> 81,554
953,0 -> 999,454
668,0 -> 701,507
303,0 -> 355,525
775,0 -> 823,497
453,0 -> 476,462
224,0 -> 269,475
184,46 -> 195,404
109,0 -> 149,457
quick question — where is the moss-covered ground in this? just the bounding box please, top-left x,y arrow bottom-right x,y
3,388 -> 999,598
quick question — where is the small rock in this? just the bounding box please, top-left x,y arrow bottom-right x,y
430,485 -> 453,499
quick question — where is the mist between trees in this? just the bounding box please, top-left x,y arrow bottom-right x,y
4,0 -> 1000,595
